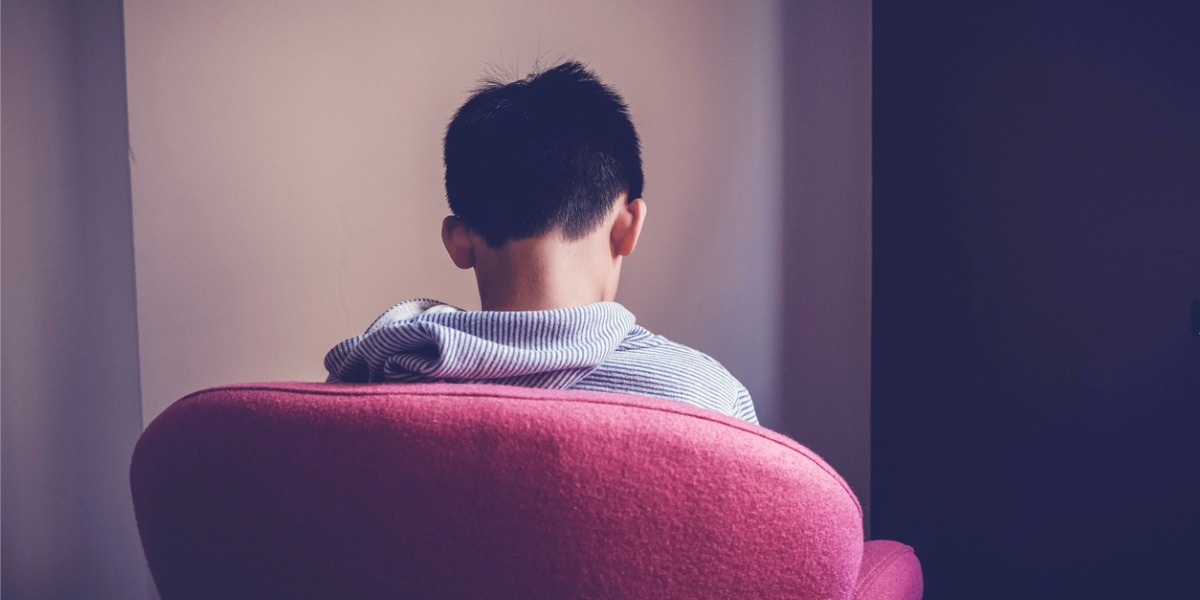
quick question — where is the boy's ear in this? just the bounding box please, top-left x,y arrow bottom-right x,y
441,215 -> 476,269
611,197 -> 647,257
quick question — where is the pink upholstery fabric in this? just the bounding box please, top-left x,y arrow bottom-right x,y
131,382 -> 920,599
854,540 -> 924,600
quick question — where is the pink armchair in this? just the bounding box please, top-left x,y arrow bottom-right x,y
131,382 -> 922,599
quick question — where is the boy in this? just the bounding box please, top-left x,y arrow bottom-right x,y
324,61 -> 758,424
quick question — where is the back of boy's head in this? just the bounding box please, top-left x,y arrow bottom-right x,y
443,61 -> 643,248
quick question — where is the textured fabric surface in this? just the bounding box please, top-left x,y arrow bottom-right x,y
324,299 -> 758,423
131,382 -> 889,599
853,540 -> 924,600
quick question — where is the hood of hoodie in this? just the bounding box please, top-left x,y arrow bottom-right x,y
324,299 -> 638,388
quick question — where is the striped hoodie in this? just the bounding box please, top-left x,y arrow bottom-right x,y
324,299 -> 758,424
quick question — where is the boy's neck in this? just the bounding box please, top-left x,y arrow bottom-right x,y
472,234 -> 619,312
478,280 -> 607,312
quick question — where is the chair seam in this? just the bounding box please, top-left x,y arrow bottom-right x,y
852,545 -> 914,600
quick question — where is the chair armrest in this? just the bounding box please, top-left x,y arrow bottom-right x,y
852,540 -> 923,600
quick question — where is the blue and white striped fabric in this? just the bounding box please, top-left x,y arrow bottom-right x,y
324,299 -> 758,424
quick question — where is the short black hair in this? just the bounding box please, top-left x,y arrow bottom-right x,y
443,61 -> 643,247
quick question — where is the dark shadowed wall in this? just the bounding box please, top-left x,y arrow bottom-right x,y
1,0 -> 147,597
873,1 -> 1200,597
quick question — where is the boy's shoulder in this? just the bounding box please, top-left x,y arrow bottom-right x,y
616,326 -> 731,370
578,325 -> 758,423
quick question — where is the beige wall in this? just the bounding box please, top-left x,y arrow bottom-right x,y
125,0 -> 783,426
1,1 -> 878,595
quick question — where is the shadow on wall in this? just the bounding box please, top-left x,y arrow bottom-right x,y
1,0 -> 147,598
873,0 -> 1200,598
780,0 -> 874,536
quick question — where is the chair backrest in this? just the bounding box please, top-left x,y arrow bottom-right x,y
131,382 -> 864,599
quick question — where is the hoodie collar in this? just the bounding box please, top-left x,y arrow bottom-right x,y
325,299 -> 637,387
